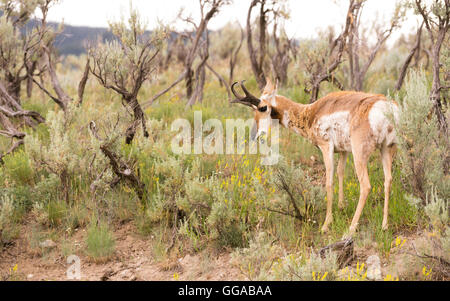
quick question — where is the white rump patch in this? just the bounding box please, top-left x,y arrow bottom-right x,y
369,101 -> 399,146
316,111 -> 352,152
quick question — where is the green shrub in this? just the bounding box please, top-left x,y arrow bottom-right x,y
64,203 -> 89,232
442,227 -> 450,255
85,221 -> 116,262
0,194 -> 19,244
393,70 -> 449,200
25,107 -> 79,202
2,149 -> 34,186
231,232 -> 283,280
25,104 -> 106,203
267,250 -> 339,281
268,158 -> 325,222
207,201 -> 246,249
46,200 -> 67,228
34,174 -> 61,204
423,188 -> 448,231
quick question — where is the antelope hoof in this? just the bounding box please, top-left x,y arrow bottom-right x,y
348,226 -> 357,236
320,224 -> 328,234
341,232 -> 353,240
382,221 -> 389,231
321,217 -> 333,233
338,201 -> 346,210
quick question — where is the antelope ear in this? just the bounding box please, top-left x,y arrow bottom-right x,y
263,77 -> 275,95
270,79 -> 279,98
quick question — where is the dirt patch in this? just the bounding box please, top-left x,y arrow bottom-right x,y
0,221 -> 244,281
2,218 -> 446,281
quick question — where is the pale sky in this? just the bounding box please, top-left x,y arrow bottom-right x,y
46,0 -> 422,42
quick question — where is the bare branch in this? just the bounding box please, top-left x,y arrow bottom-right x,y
77,57 -> 91,106
146,0 -> 230,107
89,121 -> 146,202
229,24 -> 245,85
305,0 -> 362,102
142,70 -> 188,108
396,22 -> 424,91
0,139 -> 24,163
206,62 -> 232,101
42,45 -> 73,110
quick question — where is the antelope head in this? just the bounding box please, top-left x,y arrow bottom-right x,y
231,78 -> 278,141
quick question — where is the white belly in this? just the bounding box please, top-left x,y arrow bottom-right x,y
316,111 -> 352,152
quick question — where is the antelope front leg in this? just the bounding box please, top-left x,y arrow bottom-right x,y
337,152 -> 348,209
320,144 -> 335,233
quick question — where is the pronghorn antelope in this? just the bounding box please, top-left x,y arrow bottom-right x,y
231,78 -> 399,235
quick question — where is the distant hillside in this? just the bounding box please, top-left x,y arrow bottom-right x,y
22,20 -> 192,56
24,20 -> 115,56
53,24 -> 116,56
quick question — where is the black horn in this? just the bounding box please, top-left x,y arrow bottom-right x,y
230,80 -> 260,108
231,81 -> 245,99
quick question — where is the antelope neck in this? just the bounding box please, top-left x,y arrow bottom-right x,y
271,95 -> 312,138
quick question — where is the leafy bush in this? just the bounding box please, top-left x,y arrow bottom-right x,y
25,106 -> 84,202
210,21 -> 244,61
393,70 -> 449,200
47,200 -> 67,228
423,188 -> 448,231
25,103 -> 116,204
442,228 -> 450,255
85,221 -> 116,262
268,158 -> 325,221
267,250 -> 339,281
33,174 -> 61,204
231,232 -> 283,280
207,200 -> 246,249
2,150 -> 34,186
0,194 -> 19,244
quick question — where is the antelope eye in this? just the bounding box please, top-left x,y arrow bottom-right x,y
258,106 -> 268,112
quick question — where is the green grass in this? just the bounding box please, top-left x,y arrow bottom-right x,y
85,221 -> 116,262
2,149 -> 34,186
46,200 -> 67,228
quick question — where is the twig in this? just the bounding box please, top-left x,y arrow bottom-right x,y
274,169 -> 304,221
261,205 -> 303,221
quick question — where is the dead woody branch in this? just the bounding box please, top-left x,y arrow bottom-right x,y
229,24 -> 245,86
89,6 -> 166,144
319,238 -> 354,269
143,0 -> 231,108
0,1 -> 52,161
414,0 -> 450,134
30,1 -> 90,112
246,0 -> 270,90
304,0 -> 363,103
346,1 -> 405,91
395,22 -> 425,91
89,121 -> 146,202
